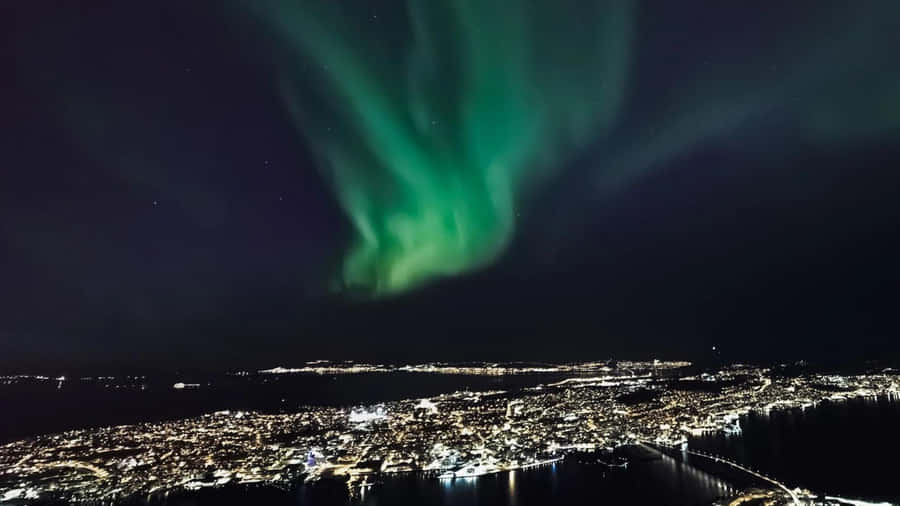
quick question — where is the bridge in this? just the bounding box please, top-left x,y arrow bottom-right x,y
642,441 -> 799,505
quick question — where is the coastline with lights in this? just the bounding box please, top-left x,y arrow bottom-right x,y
1,361 -> 898,505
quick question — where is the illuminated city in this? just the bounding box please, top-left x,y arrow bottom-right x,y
1,361 -> 898,504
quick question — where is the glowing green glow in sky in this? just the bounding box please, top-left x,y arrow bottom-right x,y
255,1 -> 632,294
248,1 -> 900,296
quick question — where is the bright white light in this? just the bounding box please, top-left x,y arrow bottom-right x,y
349,408 -> 387,423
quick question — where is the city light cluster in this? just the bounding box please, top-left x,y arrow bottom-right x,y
0,362 -> 897,504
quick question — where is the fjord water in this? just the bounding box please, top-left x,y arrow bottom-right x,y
0,372 -> 571,443
303,455 -> 734,506
689,395 -> 900,503
155,453 -> 735,506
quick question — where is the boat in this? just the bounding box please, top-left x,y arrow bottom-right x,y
453,463 -> 500,478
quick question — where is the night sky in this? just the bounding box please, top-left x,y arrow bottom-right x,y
2,1 -> 900,370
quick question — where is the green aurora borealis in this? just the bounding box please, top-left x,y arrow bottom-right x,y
254,1 -> 633,294
248,1 -> 900,296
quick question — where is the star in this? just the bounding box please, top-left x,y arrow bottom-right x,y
152,200 -> 158,207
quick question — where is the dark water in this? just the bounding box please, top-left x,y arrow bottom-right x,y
152,454 -> 735,506
690,395 -> 900,503
0,372 -> 573,442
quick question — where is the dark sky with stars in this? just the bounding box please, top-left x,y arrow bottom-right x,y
2,1 -> 900,371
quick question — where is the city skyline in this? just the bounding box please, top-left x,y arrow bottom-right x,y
3,358 -> 897,504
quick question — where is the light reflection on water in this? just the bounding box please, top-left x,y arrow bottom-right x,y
689,395 -> 900,504
508,470 -> 517,506
164,446 -> 744,505
357,450 -> 733,506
